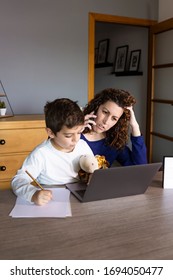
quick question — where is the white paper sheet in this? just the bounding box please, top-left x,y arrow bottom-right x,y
163,157 -> 173,189
9,188 -> 71,218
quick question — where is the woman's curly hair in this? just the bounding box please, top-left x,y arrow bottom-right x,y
83,88 -> 136,149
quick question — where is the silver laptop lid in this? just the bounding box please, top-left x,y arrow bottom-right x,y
67,162 -> 162,202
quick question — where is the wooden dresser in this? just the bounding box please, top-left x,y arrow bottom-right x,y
0,115 -> 47,189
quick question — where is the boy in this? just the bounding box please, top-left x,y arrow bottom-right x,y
11,98 -> 94,205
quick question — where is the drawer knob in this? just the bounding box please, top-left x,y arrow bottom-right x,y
0,139 -> 6,145
0,166 -> 6,171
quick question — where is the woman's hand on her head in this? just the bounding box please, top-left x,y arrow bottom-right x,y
84,112 -> 97,130
32,190 -> 52,206
126,106 -> 141,136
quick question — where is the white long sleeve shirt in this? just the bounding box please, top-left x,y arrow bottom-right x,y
11,138 -> 93,203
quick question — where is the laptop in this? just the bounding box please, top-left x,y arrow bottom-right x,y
66,162 -> 162,202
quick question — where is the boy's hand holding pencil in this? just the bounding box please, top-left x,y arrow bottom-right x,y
25,170 -> 52,206
31,190 -> 52,206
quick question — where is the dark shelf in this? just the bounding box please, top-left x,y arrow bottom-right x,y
113,71 -> 143,76
153,63 -> 173,69
95,62 -> 113,68
151,98 -> 173,105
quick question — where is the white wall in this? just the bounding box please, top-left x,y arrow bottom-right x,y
159,0 -> 173,21
0,0 -> 158,114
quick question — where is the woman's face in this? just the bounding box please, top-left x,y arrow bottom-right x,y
93,101 -> 124,134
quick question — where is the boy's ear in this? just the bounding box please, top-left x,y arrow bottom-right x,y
46,128 -> 55,138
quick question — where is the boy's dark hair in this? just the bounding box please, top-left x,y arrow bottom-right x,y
44,98 -> 84,134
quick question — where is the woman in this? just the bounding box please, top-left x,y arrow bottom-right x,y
81,88 -> 147,166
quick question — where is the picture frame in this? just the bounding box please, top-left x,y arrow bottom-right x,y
114,45 -> 128,72
129,49 -> 141,72
163,156 -> 173,189
97,39 -> 109,64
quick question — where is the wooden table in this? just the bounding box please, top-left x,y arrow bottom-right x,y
1,172 -> 173,260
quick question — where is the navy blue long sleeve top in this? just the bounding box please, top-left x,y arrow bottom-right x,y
81,134 -> 147,166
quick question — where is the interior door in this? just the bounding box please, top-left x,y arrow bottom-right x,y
146,18 -> 173,162
88,12 -> 157,101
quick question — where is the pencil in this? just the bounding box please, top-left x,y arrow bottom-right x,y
25,170 -> 44,190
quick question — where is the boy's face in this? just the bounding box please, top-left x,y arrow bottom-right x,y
47,125 -> 84,152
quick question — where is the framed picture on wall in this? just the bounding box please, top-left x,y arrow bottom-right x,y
97,39 -> 109,64
129,49 -> 141,71
114,45 -> 128,72
163,156 -> 173,189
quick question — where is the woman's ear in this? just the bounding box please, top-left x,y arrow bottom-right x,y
46,128 -> 55,138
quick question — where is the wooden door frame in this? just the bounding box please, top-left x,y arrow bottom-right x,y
146,18 -> 173,162
88,12 -> 157,101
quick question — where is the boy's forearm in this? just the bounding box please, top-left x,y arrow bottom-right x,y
11,178 -> 37,203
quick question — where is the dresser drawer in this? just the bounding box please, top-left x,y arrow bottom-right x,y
0,115 -> 46,189
0,153 -> 27,181
0,180 -> 11,190
0,128 -> 47,154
